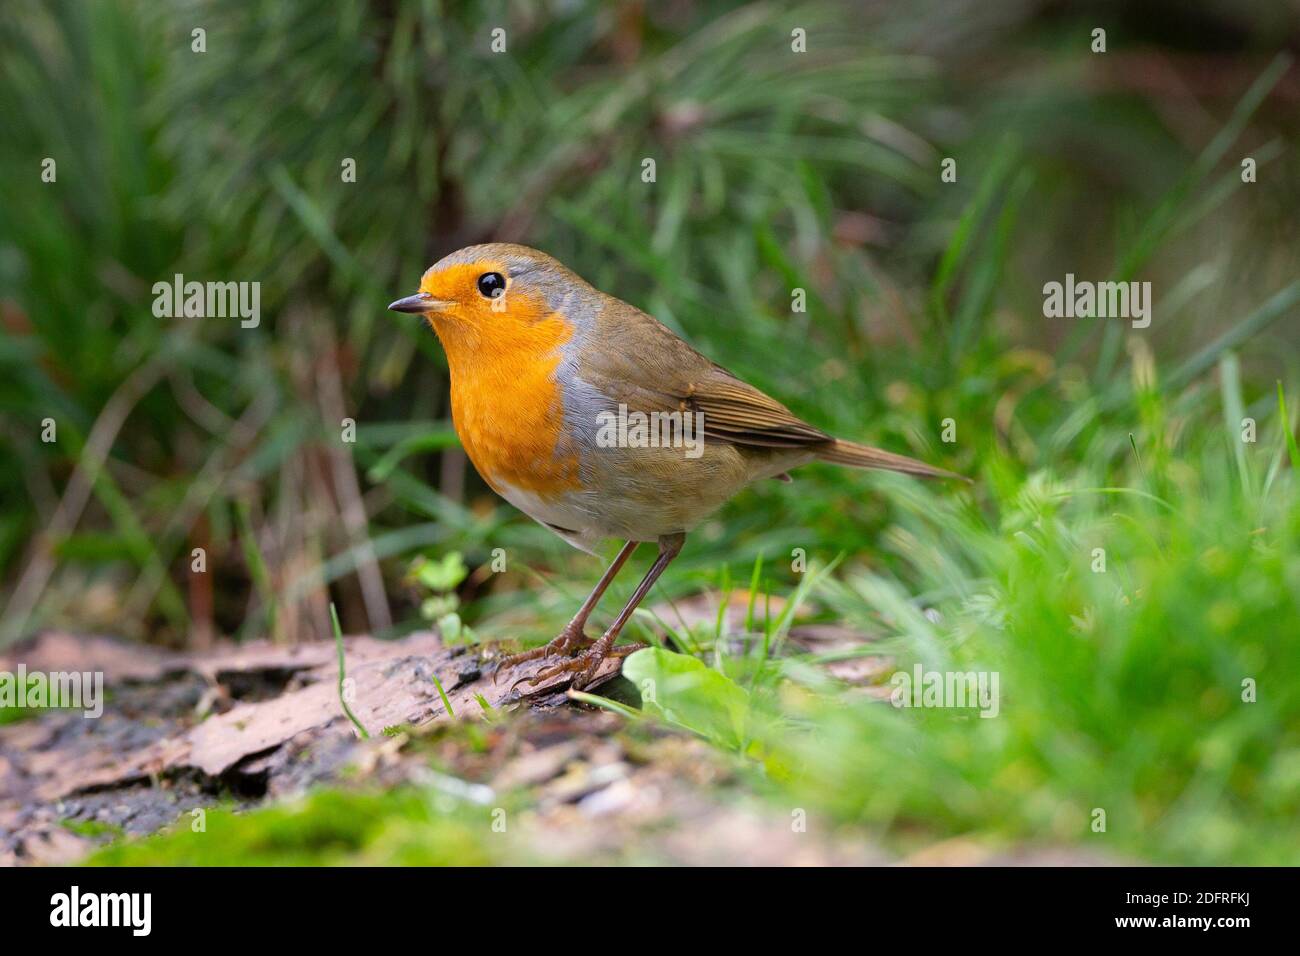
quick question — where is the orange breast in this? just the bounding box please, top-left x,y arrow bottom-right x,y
438,309 -> 581,499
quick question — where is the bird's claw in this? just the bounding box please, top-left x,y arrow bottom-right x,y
490,644 -> 548,684
488,621 -> 592,686
492,625 -> 589,685
502,639 -> 650,697
532,650 -> 602,690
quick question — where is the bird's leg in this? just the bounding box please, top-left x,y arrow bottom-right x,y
519,532 -> 685,693
494,541 -> 638,679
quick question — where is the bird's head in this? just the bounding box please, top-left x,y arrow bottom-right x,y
388,244 -> 598,354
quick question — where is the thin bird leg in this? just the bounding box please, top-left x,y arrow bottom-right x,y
519,532 -> 685,693
494,541 -> 639,679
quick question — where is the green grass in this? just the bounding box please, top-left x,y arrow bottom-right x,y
614,382 -> 1300,864
331,601 -> 371,739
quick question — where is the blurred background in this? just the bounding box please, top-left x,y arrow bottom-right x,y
5,0 -> 1294,650
2,0 -> 1296,648
2,0 -> 1300,865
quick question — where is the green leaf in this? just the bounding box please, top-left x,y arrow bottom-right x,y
435,612 -> 465,643
419,594 -> 458,621
622,647 -> 753,752
411,552 -> 469,592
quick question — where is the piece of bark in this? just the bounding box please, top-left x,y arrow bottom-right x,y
0,629 -> 623,804
170,643 -> 621,778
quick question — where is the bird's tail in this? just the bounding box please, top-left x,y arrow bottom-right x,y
818,438 -> 969,482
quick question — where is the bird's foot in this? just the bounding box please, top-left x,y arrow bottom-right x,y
508,638 -> 648,695
492,622 -> 592,683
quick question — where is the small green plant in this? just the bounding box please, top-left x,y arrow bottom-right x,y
622,647 -> 756,753
405,552 -> 476,644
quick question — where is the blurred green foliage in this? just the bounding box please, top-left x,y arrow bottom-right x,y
2,0 -> 1297,642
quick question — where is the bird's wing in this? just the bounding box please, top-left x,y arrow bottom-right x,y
581,298 -> 966,481
678,368 -> 832,448
585,299 -> 832,451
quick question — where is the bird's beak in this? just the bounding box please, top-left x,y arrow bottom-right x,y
387,292 -> 451,314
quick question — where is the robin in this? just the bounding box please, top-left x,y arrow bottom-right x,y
389,243 -> 964,692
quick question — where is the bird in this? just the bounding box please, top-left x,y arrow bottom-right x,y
389,243 -> 964,693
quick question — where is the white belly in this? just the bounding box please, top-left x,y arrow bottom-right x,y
494,480 -> 608,554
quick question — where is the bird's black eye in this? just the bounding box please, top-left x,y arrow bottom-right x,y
476,272 -> 506,299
